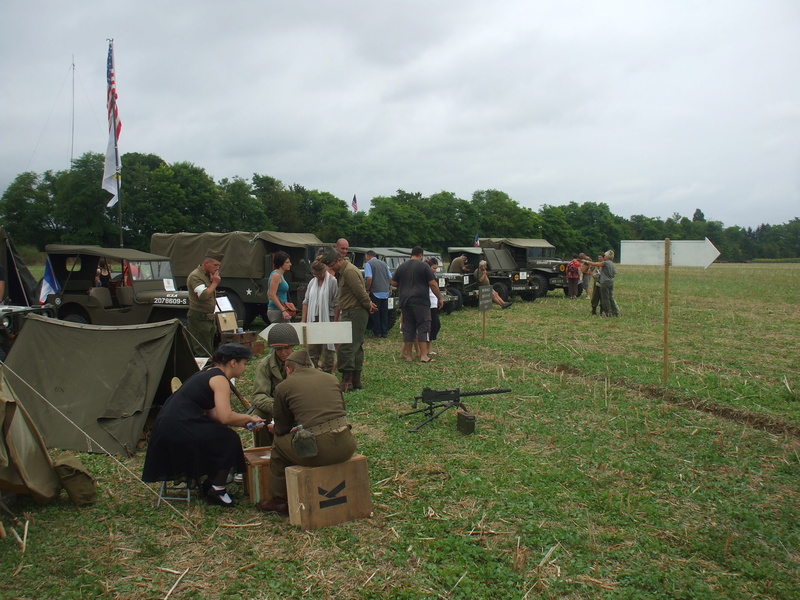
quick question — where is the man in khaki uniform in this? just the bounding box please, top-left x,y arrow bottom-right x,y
186,249 -> 223,356
320,247 -> 375,392
258,349 -> 356,516
249,323 -> 299,446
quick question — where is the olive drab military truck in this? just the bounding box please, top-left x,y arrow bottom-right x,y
479,238 -> 570,298
151,231 -> 332,328
446,245 -> 539,308
43,245 -> 190,325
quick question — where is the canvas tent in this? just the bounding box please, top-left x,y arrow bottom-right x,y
0,367 -> 62,502
3,315 -> 198,456
0,226 -> 40,306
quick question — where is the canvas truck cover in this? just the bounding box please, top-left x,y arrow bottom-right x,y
479,238 -> 555,250
151,231 -> 325,279
0,366 -> 62,501
4,315 -> 198,456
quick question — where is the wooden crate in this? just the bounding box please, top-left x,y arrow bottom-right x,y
219,332 -> 264,356
243,446 -> 272,504
286,454 -> 371,529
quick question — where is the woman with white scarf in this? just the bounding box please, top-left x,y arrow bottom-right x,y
301,260 -> 340,372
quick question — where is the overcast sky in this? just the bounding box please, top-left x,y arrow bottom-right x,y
2,1 -> 798,230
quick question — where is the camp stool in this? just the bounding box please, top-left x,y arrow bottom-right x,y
156,481 -> 192,506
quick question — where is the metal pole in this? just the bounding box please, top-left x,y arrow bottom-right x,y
662,238 -> 670,383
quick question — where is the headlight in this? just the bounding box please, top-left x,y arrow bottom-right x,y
1,316 -> 10,328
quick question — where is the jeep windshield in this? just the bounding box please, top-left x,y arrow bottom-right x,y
126,259 -> 174,282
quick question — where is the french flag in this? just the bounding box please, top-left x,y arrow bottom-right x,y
39,257 -> 61,304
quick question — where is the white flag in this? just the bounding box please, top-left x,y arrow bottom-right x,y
102,41 -> 122,207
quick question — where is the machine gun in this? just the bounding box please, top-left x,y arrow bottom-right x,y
399,386 -> 512,432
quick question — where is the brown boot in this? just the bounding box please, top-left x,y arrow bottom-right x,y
339,371 -> 353,393
352,370 -> 362,390
257,497 -> 289,516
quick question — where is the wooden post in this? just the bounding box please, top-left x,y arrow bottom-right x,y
662,238 -> 670,383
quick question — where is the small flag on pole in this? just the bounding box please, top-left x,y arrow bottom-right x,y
473,233 -> 480,247
39,257 -> 61,304
102,40 -> 122,208
351,194 -> 358,212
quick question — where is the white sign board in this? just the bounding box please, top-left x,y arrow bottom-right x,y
621,238 -> 720,269
260,321 -> 353,345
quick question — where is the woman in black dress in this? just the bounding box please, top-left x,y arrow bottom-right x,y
142,343 -> 265,506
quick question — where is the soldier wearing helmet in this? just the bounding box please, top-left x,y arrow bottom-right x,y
248,323 -> 300,446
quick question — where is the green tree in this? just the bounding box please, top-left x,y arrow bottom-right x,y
0,171 -> 59,248
218,177 -> 270,232
471,190 -> 542,239
253,174 -> 303,232
538,204 -> 580,254
52,152 -> 117,245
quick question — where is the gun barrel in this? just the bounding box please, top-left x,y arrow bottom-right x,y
459,387 -> 512,397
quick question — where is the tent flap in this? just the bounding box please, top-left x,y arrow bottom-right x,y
4,315 -> 198,456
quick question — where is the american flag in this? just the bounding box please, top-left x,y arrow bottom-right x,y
473,233 -> 480,247
351,194 -> 358,212
102,40 -> 122,207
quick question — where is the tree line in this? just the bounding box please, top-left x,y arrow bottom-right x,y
2,151 -> 798,261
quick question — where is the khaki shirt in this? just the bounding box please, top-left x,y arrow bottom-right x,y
187,265 -> 215,314
336,260 -> 371,311
250,351 -> 286,413
272,368 -> 347,437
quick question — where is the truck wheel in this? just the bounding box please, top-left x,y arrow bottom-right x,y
531,275 -> 549,298
387,309 -> 398,331
62,312 -> 89,324
492,282 -> 509,301
444,287 -> 463,313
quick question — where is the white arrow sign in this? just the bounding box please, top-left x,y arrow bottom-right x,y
621,238 -> 720,269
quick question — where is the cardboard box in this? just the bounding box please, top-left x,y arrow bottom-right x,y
286,454 -> 371,529
243,447 -> 272,504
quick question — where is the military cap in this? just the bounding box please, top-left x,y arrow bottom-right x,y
205,248 -> 225,261
317,247 -> 340,266
286,348 -> 313,367
215,343 -> 252,359
267,323 -> 300,347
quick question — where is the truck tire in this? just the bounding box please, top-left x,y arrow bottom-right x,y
62,311 -> 89,324
492,282 -> 509,301
443,287 -> 463,314
531,274 -> 549,298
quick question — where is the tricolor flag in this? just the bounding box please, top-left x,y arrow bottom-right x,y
102,40 -> 122,208
39,257 -> 61,304
351,194 -> 358,212
473,233 -> 480,247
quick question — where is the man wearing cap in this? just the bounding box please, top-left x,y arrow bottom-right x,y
449,253 -> 470,274
257,349 -> 356,516
187,249 -> 224,356
319,247 -> 376,392
364,250 -> 392,338
249,323 -> 299,446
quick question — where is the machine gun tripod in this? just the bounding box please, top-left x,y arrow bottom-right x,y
399,386 -> 512,432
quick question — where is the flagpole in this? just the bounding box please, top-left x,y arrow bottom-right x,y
113,109 -> 122,248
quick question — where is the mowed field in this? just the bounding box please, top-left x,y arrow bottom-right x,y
2,263 -> 799,600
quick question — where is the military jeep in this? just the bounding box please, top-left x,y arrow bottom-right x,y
44,245 -> 190,325
0,304 -> 56,361
446,246 -> 539,307
479,238 -> 569,298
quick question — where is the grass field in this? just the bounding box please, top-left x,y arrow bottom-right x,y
2,264 -> 799,599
